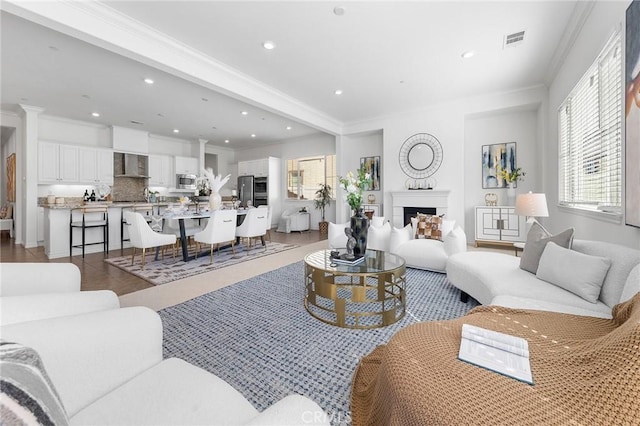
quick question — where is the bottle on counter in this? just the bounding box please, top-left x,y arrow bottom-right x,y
83,189 -> 90,202
90,190 -> 96,202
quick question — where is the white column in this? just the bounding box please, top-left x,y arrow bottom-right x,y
335,134 -> 349,224
198,139 -> 208,174
18,104 -> 44,248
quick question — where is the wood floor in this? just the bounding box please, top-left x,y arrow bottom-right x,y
0,229 -> 325,296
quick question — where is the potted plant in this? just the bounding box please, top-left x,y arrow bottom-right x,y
314,183 -> 332,236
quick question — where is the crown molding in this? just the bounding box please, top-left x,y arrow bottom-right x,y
544,1 -> 596,85
2,0 -> 343,135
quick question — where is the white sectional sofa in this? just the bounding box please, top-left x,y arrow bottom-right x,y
446,239 -> 640,319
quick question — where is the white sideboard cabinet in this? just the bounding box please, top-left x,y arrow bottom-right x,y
474,206 -> 526,246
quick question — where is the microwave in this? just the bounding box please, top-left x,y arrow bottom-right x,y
176,174 -> 197,190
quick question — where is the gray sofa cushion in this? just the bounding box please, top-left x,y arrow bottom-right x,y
571,240 -> 640,308
519,222 -> 574,274
536,242 -> 611,303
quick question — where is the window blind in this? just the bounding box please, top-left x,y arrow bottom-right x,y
558,33 -> 622,213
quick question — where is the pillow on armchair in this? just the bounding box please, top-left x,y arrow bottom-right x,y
367,222 -> 391,252
328,222 -> 349,249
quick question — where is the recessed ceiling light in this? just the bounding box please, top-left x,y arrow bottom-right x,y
251,134 -> 256,138
333,6 -> 346,16
241,111 -> 248,115
334,89 -> 343,95
173,129 -> 179,133
144,78 -> 154,84
461,50 -> 476,59
286,126 -> 292,130
91,112 -> 100,117
224,140 -> 230,144
262,41 -> 276,50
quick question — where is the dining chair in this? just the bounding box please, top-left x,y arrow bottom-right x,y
265,205 -> 273,242
120,204 -> 155,253
124,211 -> 176,269
193,209 -> 238,264
235,207 -> 269,253
165,216 -> 203,257
70,206 -> 109,258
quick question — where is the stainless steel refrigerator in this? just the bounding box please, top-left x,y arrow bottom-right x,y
237,175 -> 254,207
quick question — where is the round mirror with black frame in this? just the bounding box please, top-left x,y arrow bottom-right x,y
398,133 -> 443,179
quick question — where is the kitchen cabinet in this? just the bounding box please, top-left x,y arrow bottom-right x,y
149,155 -> 173,186
175,156 -> 198,175
237,158 -> 269,177
38,142 -> 79,183
475,206 -> 526,246
78,147 -> 114,185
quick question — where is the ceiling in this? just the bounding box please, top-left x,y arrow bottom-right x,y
1,1 -> 579,149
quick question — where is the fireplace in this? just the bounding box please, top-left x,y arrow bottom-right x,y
403,207 -> 436,226
391,190 -> 450,228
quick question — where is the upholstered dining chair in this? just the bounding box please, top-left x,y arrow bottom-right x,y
194,209 -> 238,264
235,207 -> 269,253
165,217 -> 203,257
124,211 -> 176,269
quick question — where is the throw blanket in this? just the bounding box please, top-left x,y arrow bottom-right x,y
351,293 -> 640,425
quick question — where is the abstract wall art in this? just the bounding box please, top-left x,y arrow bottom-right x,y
481,142 -> 517,189
360,156 -> 381,191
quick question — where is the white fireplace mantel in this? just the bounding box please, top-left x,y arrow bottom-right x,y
391,190 -> 450,227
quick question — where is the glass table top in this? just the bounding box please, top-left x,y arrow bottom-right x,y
304,249 -> 405,275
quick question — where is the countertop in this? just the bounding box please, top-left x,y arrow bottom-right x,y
40,201 -> 190,209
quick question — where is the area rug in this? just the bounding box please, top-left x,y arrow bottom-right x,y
105,241 -> 298,285
159,262 -> 479,425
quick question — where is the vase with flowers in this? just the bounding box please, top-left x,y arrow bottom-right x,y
338,166 -> 373,257
202,169 -> 231,211
498,166 -> 525,205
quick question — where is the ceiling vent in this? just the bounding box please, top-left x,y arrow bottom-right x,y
130,120 -> 144,125
504,31 -> 525,48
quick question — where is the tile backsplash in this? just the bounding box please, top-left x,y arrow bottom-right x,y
111,177 -> 148,202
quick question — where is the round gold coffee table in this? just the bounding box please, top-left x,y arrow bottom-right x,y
304,249 -> 406,329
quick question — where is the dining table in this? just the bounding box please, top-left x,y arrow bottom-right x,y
163,208 -> 249,262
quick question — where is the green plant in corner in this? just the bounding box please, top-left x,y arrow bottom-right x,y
314,183 -> 332,222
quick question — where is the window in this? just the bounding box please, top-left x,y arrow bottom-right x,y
287,155 -> 336,200
558,33 -> 622,215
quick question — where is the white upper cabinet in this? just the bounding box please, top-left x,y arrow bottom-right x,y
77,147 -> 114,185
238,158 -> 268,177
38,142 -> 79,183
175,156 -> 198,175
149,155 -> 173,186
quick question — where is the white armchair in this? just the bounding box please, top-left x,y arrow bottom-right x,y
194,209 -> 238,263
0,263 -> 119,326
236,207 -> 269,252
125,211 -> 176,269
0,307 -> 330,425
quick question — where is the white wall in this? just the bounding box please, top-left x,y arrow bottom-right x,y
343,86 -> 547,234
39,115 -> 111,147
547,0 -> 639,248
464,108 -> 540,237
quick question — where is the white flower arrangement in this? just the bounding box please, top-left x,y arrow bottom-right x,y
338,166 -> 373,212
202,168 -> 231,193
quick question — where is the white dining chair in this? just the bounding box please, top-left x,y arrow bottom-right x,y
235,207 -> 269,253
265,205 -> 273,242
165,217 -> 203,257
194,209 -> 238,264
125,211 -> 176,269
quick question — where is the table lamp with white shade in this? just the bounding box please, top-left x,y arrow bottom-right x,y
515,192 -> 549,232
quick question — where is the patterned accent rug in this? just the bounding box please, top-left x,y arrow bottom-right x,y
159,262 -> 479,425
104,241 -> 298,285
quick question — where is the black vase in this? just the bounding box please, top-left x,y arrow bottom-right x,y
350,207 -> 369,257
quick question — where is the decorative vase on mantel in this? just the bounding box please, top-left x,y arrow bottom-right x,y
209,192 -> 222,211
350,207 -> 370,257
506,182 -> 516,206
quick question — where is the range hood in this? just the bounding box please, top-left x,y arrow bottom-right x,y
114,152 -> 149,178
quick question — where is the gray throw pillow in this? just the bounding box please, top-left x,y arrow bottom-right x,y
536,242 -> 612,303
519,221 -> 574,274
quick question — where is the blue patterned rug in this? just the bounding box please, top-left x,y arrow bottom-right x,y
159,262 -> 479,425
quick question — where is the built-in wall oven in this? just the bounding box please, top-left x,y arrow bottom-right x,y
254,177 -> 268,206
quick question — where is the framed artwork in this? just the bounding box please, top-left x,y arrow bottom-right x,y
360,156 -> 381,191
7,153 -> 15,202
626,0 -> 640,228
481,142 -> 517,189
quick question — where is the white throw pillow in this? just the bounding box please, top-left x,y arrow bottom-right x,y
367,222 -> 391,252
328,222 -> 349,249
443,226 -> 467,257
441,219 -> 456,238
619,264 -> 640,304
536,242 -> 612,303
370,216 -> 386,228
389,224 -> 412,254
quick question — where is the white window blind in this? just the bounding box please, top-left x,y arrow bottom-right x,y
286,155 -> 336,200
558,33 -> 622,214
